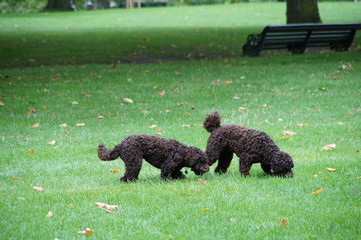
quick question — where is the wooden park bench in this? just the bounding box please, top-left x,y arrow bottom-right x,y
242,23 -> 361,57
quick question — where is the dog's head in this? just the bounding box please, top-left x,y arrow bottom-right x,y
270,151 -> 294,177
186,147 -> 210,176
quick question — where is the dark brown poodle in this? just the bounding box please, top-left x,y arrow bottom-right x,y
204,112 -> 294,177
98,134 -> 210,182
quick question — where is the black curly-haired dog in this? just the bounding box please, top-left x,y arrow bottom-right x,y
98,134 -> 210,182
204,112 -> 294,177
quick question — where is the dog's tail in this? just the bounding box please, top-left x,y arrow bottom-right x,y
97,143 -> 121,161
203,112 -> 221,133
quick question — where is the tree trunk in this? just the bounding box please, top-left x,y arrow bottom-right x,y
45,0 -> 74,11
287,0 -> 322,24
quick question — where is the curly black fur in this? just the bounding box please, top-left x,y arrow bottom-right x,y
204,112 -> 294,177
98,135 -> 210,182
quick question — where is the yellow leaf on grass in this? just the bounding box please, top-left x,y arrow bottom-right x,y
321,144 -> 336,151
198,179 -> 207,185
32,123 -> 40,128
159,90 -> 166,96
140,109 -> 150,114
123,97 -> 134,103
0,100 -> 5,106
148,125 -> 157,129
77,228 -> 94,236
33,186 -> 44,192
201,208 -> 209,212
110,169 -> 121,173
46,211 -> 54,218
59,123 -> 67,128
326,168 -> 337,172
238,107 -> 247,111
311,187 -> 323,195
95,202 -> 118,213
96,115 -> 105,119
355,176 -> 361,179
281,218 -> 289,226
48,140 -> 56,145
28,148 -> 35,154
75,123 -> 86,127
283,131 -> 296,136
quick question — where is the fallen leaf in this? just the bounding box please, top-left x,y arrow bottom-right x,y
190,106 -> 196,110
110,169 -> 121,173
71,101 -> 78,105
33,186 -> 44,192
159,90 -> 166,96
283,131 -> 296,136
281,135 -> 291,140
28,148 -> 35,154
224,78 -> 233,84
0,100 -> 4,106
201,208 -> 209,212
75,123 -> 86,127
311,187 -> 323,195
123,98 -> 134,103
46,211 -> 54,218
281,218 -> 289,226
59,123 -> 67,128
297,123 -> 309,127
321,144 -> 336,151
326,168 -> 337,172
232,97 -> 240,100
95,202 -> 118,213
165,110 -> 171,113
140,109 -> 150,114
48,140 -> 56,145
32,123 -> 40,128
277,118 -> 283,122
148,125 -> 157,128
355,176 -> 361,179
77,228 -> 94,236
198,179 -> 207,185
154,128 -> 164,135
96,115 -> 105,119
238,107 -> 247,111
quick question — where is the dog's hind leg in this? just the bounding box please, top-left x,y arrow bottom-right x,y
120,156 -> 142,183
214,148 -> 233,174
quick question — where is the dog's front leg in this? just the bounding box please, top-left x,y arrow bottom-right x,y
160,161 -> 178,180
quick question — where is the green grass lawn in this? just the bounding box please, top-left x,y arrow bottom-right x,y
1,52 -> 360,239
1,2 -> 361,240
1,2 -> 361,68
